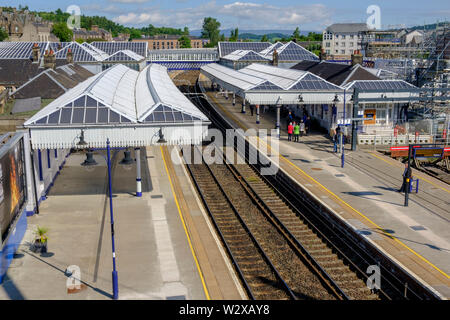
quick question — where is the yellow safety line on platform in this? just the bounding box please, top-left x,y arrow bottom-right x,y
368,151 -> 450,194
160,146 -> 211,299
211,96 -> 450,280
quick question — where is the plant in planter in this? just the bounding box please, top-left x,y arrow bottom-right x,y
32,226 -> 49,253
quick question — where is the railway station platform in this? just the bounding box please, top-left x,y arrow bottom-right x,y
0,146 -> 243,300
204,89 -> 450,299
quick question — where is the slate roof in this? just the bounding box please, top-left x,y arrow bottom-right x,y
11,64 -> 94,99
291,61 -> 379,86
0,59 -> 41,87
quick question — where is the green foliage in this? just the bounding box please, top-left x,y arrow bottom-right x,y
129,29 -> 142,40
52,22 -> 73,42
183,26 -> 189,35
35,226 -> 49,243
292,27 -> 301,39
229,28 -> 239,42
140,24 -> 185,37
201,17 -> 221,47
260,34 -> 269,42
34,9 -> 187,39
178,35 -> 191,48
0,27 -> 8,42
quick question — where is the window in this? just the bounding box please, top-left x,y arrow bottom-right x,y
341,49 -> 345,54
326,49 -> 330,54
335,50 -> 338,53
342,35 -> 346,39
335,35 -> 339,39
341,42 -> 346,47
350,35 -> 354,39
325,42 -> 330,47
335,42 -> 339,46
349,42 -> 354,47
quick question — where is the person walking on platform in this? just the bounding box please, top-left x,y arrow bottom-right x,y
287,111 -> 293,130
250,104 -> 254,116
299,120 -> 305,137
293,122 -> 300,142
287,122 -> 294,141
399,162 -> 412,193
305,116 -> 311,135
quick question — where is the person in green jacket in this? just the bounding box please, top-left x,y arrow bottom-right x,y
293,122 -> 300,142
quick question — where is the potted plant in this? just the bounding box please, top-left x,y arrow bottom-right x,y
32,226 -> 49,253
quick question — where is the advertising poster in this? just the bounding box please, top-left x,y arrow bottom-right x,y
0,139 -> 26,243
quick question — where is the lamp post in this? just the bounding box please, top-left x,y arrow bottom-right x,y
78,135 -> 126,300
105,139 -> 119,300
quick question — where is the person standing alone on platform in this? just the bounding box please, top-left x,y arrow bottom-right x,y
293,122 -> 300,142
300,120 -> 305,137
399,162 -> 412,193
287,122 -> 294,141
250,104 -> 254,116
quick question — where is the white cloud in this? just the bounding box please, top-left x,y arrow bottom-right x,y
109,0 -> 149,3
112,1 -> 333,30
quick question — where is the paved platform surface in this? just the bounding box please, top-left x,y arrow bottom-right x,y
203,84 -> 450,299
0,146 -> 242,300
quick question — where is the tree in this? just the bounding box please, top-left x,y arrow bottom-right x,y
292,27 -> 301,40
178,35 -> 191,48
0,27 -> 8,42
260,34 -> 269,42
52,22 -> 73,42
219,33 -> 226,42
183,26 -> 189,35
201,17 -> 221,47
129,29 -> 142,40
229,28 -> 239,42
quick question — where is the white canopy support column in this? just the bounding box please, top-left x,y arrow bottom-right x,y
276,104 -> 281,138
256,104 -> 260,124
232,92 -> 236,106
135,147 -> 142,197
241,99 -> 246,113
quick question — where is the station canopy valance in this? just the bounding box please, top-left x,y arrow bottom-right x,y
25,64 -> 209,149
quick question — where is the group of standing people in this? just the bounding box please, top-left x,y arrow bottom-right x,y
286,111 -> 309,142
287,121 -> 306,142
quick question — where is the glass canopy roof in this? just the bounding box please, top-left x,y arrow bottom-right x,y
25,64 -> 208,127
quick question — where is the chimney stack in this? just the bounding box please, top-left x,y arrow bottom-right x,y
44,49 -> 56,69
67,48 -> 73,64
319,48 -> 327,61
351,49 -> 363,66
31,43 -> 40,63
272,49 -> 279,67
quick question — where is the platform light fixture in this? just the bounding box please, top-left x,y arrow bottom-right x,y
77,129 -> 88,146
333,94 -> 339,103
157,127 -> 167,143
298,94 -> 303,102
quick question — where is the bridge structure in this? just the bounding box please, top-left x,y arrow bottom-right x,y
147,48 -> 218,71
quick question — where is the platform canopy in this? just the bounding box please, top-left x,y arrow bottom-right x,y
24,64 -> 209,149
201,63 -> 344,105
221,50 -> 270,62
343,80 -> 420,103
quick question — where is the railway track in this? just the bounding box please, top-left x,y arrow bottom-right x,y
185,145 -> 381,300
177,80 -> 439,300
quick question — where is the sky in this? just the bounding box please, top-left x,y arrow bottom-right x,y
2,0 -> 450,31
